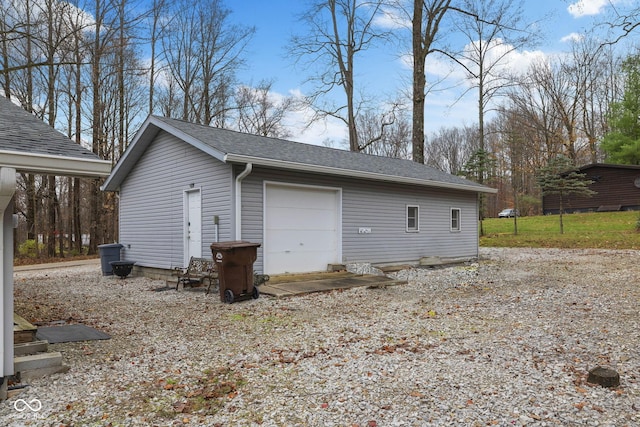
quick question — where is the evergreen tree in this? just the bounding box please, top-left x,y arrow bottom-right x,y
536,156 -> 596,234
461,148 -> 496,235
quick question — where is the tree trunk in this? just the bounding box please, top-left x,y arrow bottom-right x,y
559,195 -> 564,234
46,1 -> 58,257
587,366 -> 620,388
89,0 -> 103,255
46,176 -> 57,257
0,16 -> 11,97
412,0 -> 425,164
74,29 -> 83,254
73,178 -> 82,253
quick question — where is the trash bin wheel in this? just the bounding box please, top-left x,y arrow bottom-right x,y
224,289 -> 235,304
252,286 -> 259,300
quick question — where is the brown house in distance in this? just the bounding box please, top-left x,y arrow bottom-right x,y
542,164 -> 640,214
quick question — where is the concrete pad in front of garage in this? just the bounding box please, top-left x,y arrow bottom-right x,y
258,273 -> 407,298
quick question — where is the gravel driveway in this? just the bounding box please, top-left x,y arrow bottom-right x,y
3,247 -> 639,426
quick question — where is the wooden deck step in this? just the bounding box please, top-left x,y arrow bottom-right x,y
13,313 -> 37,344
14,340 -> 48,357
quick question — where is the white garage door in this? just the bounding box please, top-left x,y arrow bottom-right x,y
264,183 -> 341,274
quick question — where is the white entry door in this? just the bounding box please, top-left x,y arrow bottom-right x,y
264,183 -> 341,274
185,189 -> 202,263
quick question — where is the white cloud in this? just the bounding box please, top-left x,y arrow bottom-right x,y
373,6 -> 409,30
497,47 -> 547,76
567,0 -> 612,18
425,54 -> 466,81
561,32 -> 585,43
300,117 -> 347,148
282,89 -> 347,147
459,39 -> 546,80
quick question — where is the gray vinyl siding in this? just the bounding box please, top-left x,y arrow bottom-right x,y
119,131 -> 233,269
240,166 -> 479,272
342,181 -> 478,263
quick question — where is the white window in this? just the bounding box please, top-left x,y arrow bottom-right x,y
406,205 -> 419,232
451,208 -> 461,232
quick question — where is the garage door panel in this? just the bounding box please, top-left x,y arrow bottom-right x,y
267,187 -> 334,208
265,184 -> 340,274
266,229 -> 337,252
266,206 -> 337,229
268,251 -> 336,274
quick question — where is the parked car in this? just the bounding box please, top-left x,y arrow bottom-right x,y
498,208 -> 519,218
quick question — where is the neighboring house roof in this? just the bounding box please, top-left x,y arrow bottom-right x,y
0,95 -> 111,177
103,115 -> 497,194
579,163 -> 640,171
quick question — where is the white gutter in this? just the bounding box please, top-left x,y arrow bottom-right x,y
0,151 -> 111,178
224,154 -> 497,194
0,167 -> 16,379
234,163 -> 253,240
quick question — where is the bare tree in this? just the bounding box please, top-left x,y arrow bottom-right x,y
504,65 -> 564,163
425,124 -> 477,174
0,1 -> 22,97
2,0 -> 42,249
356,107 -> 411,158
160,0 -> 254,126
146,0 -> 169,115
161,4 -> 200,121
86,0 -> 145,249
531,56 -> 599,163
433,0 -> 539,229
569,39 -> 621,163
235,80 -> 296,138
589,3 -> 640,48
43,0 -> 66,257
1,0 -> 156,255
290,0 -> 390,152
448,0 -> 537,165
410,0 -> 452,163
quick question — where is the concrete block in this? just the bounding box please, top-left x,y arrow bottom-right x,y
14,352 -> 63,372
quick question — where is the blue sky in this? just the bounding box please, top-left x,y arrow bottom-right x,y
225,0 -> 632,146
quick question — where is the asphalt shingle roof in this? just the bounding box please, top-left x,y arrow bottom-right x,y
0,95 -> 100,160
152,116 -> 492,192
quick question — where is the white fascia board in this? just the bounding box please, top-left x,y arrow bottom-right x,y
147,117 -> 227,162
0,151 -> 111,177
224,154 -> 498,194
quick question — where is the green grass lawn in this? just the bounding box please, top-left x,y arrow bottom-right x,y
480,211 -> 640,249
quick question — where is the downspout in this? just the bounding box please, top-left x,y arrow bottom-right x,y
0,167 -> 16,388
234,163 -> 252,240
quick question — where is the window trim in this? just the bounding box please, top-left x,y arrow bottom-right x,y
450,207 -> 461,232
406,205 -> 419,232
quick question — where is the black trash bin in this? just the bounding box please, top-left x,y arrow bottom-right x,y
210,241 -> 261,303
98,243 -> 124,276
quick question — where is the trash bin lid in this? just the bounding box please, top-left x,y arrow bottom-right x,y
98,243 -> 124,249
210,241 -> 261,250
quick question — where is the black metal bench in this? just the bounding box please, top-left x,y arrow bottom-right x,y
173,257 -> 217,291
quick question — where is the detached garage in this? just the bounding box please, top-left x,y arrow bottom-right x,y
102,116 -> 496,277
